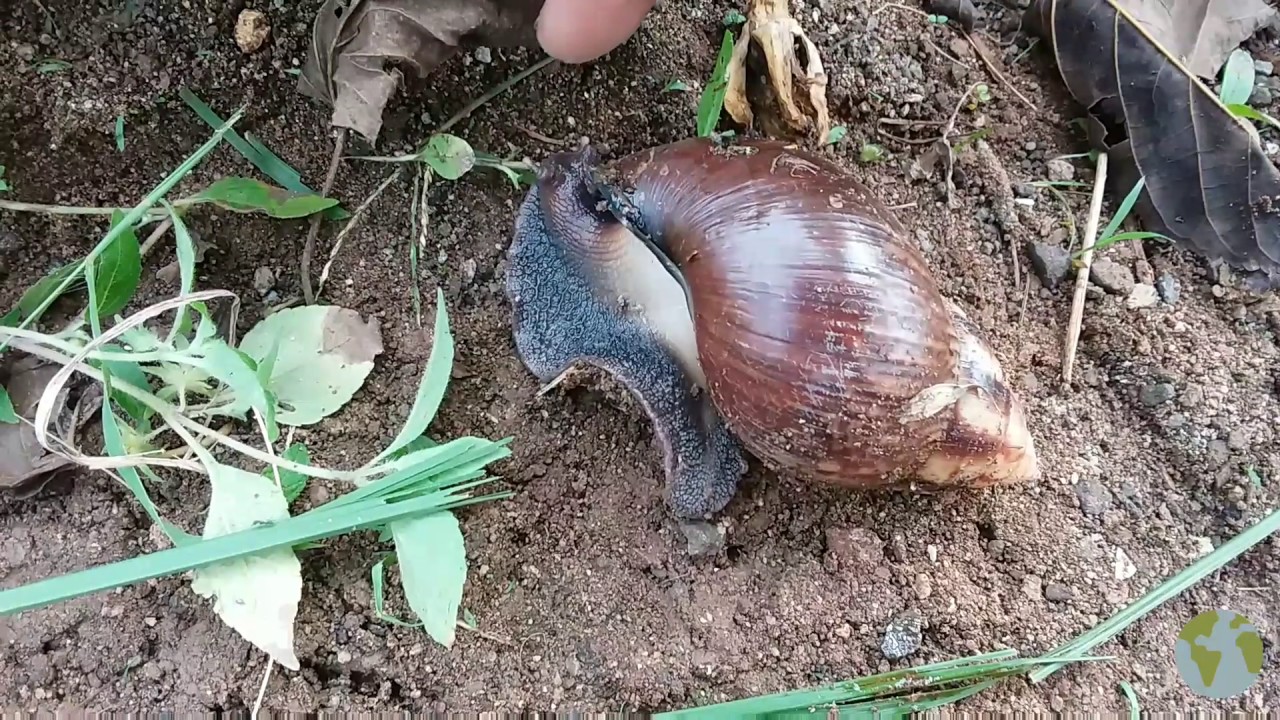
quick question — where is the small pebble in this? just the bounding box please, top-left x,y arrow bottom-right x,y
1139,382 -> 1176,407
1113,548 -> 1137,580
1045,158 -> 1075,182
252,267 -> 275,295
1076,477 -> 1113,515
1044,583 -> 1074,602
881,610 -> 923,660
1156,273 -> 1181,304
678,520 -> 725,558
1028,242 -> 1071,288
234,9 -> 270,53
1256,59 -> 1275,76
1126,283 -> 1159,309
1250,85 -> 1273,106
474,47 -> 492,63
1090,259 -> 1135,295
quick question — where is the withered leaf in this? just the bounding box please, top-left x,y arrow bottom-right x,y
0,356 -> 93,495
1025,0 -> 1280,286
298,0 -> 545,144
1109,0 -> 1276,79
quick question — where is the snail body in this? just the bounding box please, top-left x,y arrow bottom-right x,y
505,137 -> 1038,518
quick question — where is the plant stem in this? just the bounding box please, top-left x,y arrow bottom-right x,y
1062,151 -> 1108,384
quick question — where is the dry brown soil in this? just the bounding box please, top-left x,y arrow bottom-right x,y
1,0 -> 1277,713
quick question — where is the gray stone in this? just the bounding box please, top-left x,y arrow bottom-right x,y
881,610 -> 923,660
1256,59 -> 1274,76
252,266 -> 275,295
1139,382 -> 1176,407
1090,259 -> 1135,295
1046,158 -> 1075,182
1044,583 -> 1074,602
1207,440 -> 1230,467
1251,84 -> 1274,106
1028,242 -> 1072,288
1156,273 -> 1181,304
1076,477 -> 1114,515
679,520 -> 725,558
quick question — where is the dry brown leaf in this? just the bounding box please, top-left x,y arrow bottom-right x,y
0,356 -> 94,496
321,307 -> 384,364
1115,0 -> 1277,78
723,0 -> 830,141
297,0 -> 545,143
1026,0 -> 1280,286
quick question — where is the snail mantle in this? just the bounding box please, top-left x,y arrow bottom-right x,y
504,137 -> 1040,519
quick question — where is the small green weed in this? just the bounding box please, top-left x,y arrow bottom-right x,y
1220,48 -> 1280,132
824,125 -> 848,145
0,108 -> 513,668
696,29 -> 737,138
859,143 -> 886,163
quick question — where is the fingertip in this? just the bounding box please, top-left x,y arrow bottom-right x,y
537,0 -> 656,64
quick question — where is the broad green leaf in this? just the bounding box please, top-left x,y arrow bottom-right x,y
191,177 -> 339,219
421,134 -> 476,180
0,385 -> 17,424
99,359 -> 152,423
3,263 -> 84,326
390,511 -> 466,648
696,30 -> 735,138
370,288 -> 453,465
189,338 -> 275,436
100,396 -> 195,545
163,201 -> 198,345
237,305 -> 382,425
262,442 -> 311,504
190,461 -> 302,670
177,88 -> 349,221
1220,49 -> 1256,107
94,211 -> 142,318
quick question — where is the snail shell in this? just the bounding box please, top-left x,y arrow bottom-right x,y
505,137 -> 1038,518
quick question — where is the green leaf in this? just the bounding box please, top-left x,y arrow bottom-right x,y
177,88 -> 349,221
421,134 -> 476,180
99,359 -> 152,423
859,143 -> 886,163
0,384 -> 18,424
390,510 -> 467,648
114,115 -> 126,152
237,305 -> 381,426
663,79 -> 691,93
1226,102 -> 1280,131
696,30 -> 736,138
824,125 -> 848,145
190,338 -> 276,435
2,263 -> 84,326
93,211 -> 142,318
0,165 -> 9,193
370,288 -> 453,465
34,59 -> 71,74
191,177 -> 339,219
1220,49 -> 1256,107
100,396 -> 194,544
263,442 -> 311,504
189,461 -> 302,670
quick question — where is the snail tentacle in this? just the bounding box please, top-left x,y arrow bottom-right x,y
505,160 -> 748,518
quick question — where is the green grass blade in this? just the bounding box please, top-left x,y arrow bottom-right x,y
1029,504 -> 1280,682
696,29 -> 736,138
369,287 -> 455,465
0,488 -> 487,616
177,88 -> 348,220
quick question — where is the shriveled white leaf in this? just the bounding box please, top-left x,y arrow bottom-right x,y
899,383 -> 971,424
390,511 -> 466,648
190,461 -> 302,670
238,305 -> 383,425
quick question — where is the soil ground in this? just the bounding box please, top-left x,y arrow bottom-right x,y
1,0 -> 1277,713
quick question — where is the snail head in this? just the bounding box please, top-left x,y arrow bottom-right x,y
504,145 -> 748,519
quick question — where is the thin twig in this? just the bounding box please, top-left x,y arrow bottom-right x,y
455,618 -> 514,645
940,83 -> 982,207
314,169 -> 402,300
925,37 -> 977,71
1062,152 -> 1109,384
251,659 -> 275,720
964,31 -> 1036,111
301,128 -> 347,305
139,217 -> 174,257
